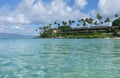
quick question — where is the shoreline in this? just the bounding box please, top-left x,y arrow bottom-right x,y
111,37 -> 120,39
35,36 -> 120,39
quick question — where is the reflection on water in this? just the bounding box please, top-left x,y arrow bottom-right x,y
0,39 -> 120,78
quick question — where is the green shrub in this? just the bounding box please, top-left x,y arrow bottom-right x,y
112,18 -> 120,26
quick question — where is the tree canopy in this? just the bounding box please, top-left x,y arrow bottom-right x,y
112,18 -> 120,26
58,26 -> 71,32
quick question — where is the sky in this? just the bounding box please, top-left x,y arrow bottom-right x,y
0,0 -> 120,35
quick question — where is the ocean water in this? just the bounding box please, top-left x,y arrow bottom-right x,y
0,39 -> 120,78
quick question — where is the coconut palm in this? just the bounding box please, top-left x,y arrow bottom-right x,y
72,20 -> 75,23
85,18 -> 93,27
96,13 -> 102,26
68,20 -> 75,27
36,27 -> 43,37
78,19 -> 82,27
49,24 -> 52,27
78,19 -> 82,24
104,17 -> 110,26
85,18 -> 89,27
71,20 -> 75,26
57,23 -> 60,28
94,21 -> 98,26
101,21 -> 103,26
54,21 -> 58,28
115,14 -> 118,18
68,20 -> 72,26
80,19 -> 86,27
62,21 -> 65,26
62,21 -> 67,26
88,18 -> 93,26
54,21 -> 57,25
77,24 -> 80,27
83,22 -> 86,27
81,18 -> 84,22
43,26 -> 47,32
78,20 -> 81,23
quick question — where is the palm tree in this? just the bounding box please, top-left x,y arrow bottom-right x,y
54,21 -> 57,25
78,19 -> 82,23
78,20 -> 81,23
96,13 -> 102,26
54,21 -> 58,28
72,20 -> 75,23
36,27 -> 43,32
58,23 -> 60,28
85,18 -> 93,27
81,18 -> 84,21
71,20 -> 75,26
88,18 -> 93,26
77,24 -> 80,27
68,20 -> 72,26
104,17 -> 110,26
85,18 -> 89,27
68,20 -> 75,27
43,26 -> 47,32
115,14 -> 118,18
80,18 -> 86,27
83,22 -> 86,27
62,21 -> 67,26
78,19 -> 81,27
101,21 -> 103,26
36,27 -> 43,37
94,21 -> 98,26
49,24 -> 52,27
48,24 -> 52,30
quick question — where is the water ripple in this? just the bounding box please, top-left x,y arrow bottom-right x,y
0,39 -> 120,78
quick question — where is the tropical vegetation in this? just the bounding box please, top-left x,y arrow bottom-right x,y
36,14 -> 120,38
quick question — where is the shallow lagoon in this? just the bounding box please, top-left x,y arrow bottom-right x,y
0,39 -> 120,78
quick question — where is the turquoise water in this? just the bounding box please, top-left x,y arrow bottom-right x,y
0,39 -> 120,78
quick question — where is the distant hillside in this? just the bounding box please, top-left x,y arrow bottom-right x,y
0,33 -> 33,38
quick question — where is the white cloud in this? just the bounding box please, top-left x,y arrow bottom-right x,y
11,25 -> 24,30
0,0 -> 88,24
0,0 -> 89,35
98,0 -> 120,16
74,0 -> 88,9
87,9 -> 98,19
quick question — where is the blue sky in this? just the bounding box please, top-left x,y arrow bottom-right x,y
0,0 -> 120,35
0,0 -> 20,10
0,0 -> 97,14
